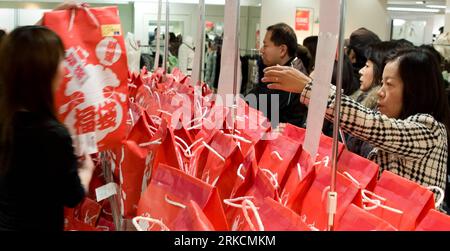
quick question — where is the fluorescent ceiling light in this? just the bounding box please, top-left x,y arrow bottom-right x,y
387,7 -> 440,13
426,5 -> 446,9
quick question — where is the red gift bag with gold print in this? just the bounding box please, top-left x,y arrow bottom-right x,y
43,6 -> 128,155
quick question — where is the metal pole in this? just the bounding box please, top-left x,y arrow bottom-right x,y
153,0 -> 162,71
327,0 -> 346,231
163,0 -> 170,73
197,0 -> 206,86
232,0 -> 240,131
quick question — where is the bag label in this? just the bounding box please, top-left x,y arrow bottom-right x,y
96,182 -> 119,202
101,24 -> 122,37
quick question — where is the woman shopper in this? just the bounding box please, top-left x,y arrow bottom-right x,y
0,24 -> 94,230
263,48 -> 450,196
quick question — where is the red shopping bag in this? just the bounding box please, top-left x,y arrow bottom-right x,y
137,164 -> 228,231
368,171 -> 436,230
241,197 -> 313,231
225,169 -> 277,231
216,146 -> 258,202
257,134 -> 301,191
119,111 -> 165,218
169,200 -> 215,231
200,130 -> 240,186
280,151 -> 316,212
294,165 -> 362,231
336,204 -> 397,231
64,197 -> 102,231
337,149 -> 379,191
282,124 -> 345,161
44,6 -> 128,154
415,209 -> 450,231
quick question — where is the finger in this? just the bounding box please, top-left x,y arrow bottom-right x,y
261,76 -> 281,83
263,65 -> 286,73
267,84 -> 285,91
263,70 -> 284,79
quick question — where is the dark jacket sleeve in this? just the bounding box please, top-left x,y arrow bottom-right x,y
47,125 -> 85,208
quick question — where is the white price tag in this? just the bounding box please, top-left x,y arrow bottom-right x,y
73,132 -> 98,156
96,182 -> 118,202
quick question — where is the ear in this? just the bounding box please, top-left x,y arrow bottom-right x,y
279,44 -> 288,58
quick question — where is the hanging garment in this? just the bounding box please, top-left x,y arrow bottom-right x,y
178,36 -> 195,76
125,32 -> 141,74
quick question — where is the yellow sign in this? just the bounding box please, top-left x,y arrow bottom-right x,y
101,24 -> 122,37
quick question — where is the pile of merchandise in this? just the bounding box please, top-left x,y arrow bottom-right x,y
69,67 -> 450,231
42,6 -> 450,231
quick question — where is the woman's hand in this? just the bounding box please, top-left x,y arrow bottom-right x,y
54,1 -> 89,11
36,1 -> 89,25
77,154 -> 95,193
262,65 -> 312,94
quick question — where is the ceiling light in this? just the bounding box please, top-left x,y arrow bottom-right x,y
416,1 -> 425,4
425,5 -> 446,9
387,7 -> 440,13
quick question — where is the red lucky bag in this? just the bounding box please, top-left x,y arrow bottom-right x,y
257,134 -> 301,193
336,204 -> 397,231
137,164 -> 228,231
415,209 -> 450,231
64,197 -> 102,231
133,200 -> 215,231
224,169 -> 276,231
337,149 -> 379,191
367,171 -> 436,230
280,151 -> 317,212
240,197 -> 313,231
294,165 -> 362,231
44,7 -> 128,154
199,130 -> 241,186
119,111 -> 165,218
282,124 -> 345,162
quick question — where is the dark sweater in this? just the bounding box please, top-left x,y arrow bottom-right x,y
248,57 -> 308,128
0,112 -> 85,231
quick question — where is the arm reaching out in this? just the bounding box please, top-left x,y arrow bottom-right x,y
36,1 -> 89,25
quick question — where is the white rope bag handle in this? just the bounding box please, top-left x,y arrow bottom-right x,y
132,216 -> 170,231
427,186 -> 445,208
68,7 -> 100,32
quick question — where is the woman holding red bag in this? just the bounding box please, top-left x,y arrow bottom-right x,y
0,2 -> 95,231
263,48 -> 450,211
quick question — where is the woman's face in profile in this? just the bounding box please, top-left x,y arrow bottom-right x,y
377,60 -> 404,119
359,60 -> 375,92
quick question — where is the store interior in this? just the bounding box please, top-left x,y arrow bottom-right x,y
1,0 -> 450,232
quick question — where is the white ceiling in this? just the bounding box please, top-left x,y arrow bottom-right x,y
0,0 -> 262,6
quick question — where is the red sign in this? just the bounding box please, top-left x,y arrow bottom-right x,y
296,9 -> 310,31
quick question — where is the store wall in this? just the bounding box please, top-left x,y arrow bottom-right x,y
260,0 -> 320,44
0,1 -> 134,35
133,2 -> 261,50
260,0 -> 390,45
345,0 -> 389,40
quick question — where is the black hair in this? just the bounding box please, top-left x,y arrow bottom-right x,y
267,23 -> 298,58
385,48 -> 450,136
0,26 -> 65,174
348,27 -> 381,70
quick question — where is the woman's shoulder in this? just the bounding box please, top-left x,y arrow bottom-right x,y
407,113 -> 446,128
15,112 -> 71,141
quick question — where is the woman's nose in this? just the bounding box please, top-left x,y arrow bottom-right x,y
377,86 -> 384,98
